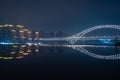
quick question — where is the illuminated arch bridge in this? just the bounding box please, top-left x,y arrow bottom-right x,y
40,25 -> 120,44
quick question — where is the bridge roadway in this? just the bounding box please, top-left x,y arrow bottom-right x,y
39,37 -> 116,41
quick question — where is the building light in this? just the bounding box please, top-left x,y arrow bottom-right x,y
21,37 -> 26,39
27,50 -> 31,52
24,29 -> 28,31
11,29 -> 16,32
16,25 -> 24,28
35,49 -> 39,52
13,45 -> 18,48
19,31 -> 24,33
35,32 -> 39,34
4,24 -> 9,27
9,24 -> 14,27
10,52 -> 16,54
0,25 -> 3,28
8,57 -> 14,59
19,51 -> 24,53
26,42 -> 32,46
34,43 -> 38,46
3,57 -> 9,60
28,31 -> 31,33
16,56 -> 23,59
21,45 -> 26,47
0,57 -> 3,59
28,38 -> 32,40
13,36 -> 18,38
23,53 -> 29,55
34,38 -> 38,40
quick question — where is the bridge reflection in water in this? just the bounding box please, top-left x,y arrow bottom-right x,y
0,44 -> 119,60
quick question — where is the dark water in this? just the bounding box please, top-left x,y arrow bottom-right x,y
0,44 -> 120,79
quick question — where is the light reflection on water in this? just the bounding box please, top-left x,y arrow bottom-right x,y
0,44 -> 119,60
0,44 -> 40,60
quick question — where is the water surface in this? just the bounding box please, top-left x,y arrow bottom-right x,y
0,44 -> 120,79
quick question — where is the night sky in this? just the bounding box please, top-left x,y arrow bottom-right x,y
0,0 -> 120,35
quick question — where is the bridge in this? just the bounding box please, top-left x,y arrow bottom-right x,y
1,24 -> 120,60
37,25 -> 120,60
39,25 -> 120,44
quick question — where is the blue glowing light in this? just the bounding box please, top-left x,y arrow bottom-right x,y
0,42 -> 19,45
99,39 -> 112,44
0,42 -> 11,45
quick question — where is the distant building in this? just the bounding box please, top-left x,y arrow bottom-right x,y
0,24 -> 34,44
0,24 -> 42,44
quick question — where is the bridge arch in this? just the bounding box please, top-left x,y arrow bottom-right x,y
68,25 -> 120,44
74,25 -> 120,37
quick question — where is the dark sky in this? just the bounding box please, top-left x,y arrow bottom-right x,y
0,0 -> 120,35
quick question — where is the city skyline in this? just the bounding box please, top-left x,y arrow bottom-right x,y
0,24 -> 119,45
